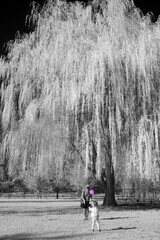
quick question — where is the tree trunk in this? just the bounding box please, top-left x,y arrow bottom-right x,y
101,156 -> 117,206
102,169 -> 117,206
56,186 -> 59,199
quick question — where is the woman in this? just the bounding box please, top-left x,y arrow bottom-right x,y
81,184 -> 92,220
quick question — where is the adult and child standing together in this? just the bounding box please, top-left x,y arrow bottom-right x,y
81,184 -> 101,232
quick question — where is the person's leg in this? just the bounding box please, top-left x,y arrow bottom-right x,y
83,208 -> 88,220
92,218 -> 95,231
83,208 -> 86,219
86,208 -> 89,219
96,220 -> 101,231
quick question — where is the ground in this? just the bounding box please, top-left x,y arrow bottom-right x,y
0,197 -> 160,240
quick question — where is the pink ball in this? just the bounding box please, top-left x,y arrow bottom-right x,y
90,189 -> 94,195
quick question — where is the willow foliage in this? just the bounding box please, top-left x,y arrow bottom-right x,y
1,0 -> 160,187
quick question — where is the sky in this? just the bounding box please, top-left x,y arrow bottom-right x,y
0,0 -> 160,57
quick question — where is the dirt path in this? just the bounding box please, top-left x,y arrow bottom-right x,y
0,198 -> 160,239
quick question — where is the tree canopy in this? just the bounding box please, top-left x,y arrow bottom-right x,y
1,0 -> 160,196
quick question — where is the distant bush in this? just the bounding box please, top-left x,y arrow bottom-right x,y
0,178 -> 29,194
13,178 -> 29,193
0,181 -> 15,193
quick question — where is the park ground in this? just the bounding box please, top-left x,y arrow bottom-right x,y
0,197 -> 160,240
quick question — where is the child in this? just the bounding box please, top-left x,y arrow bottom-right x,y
89,200 -> 101,232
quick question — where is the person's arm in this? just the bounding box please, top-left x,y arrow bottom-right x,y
81,189 -> 86,202
89,194 -> 92,203
89,206 -> 92,211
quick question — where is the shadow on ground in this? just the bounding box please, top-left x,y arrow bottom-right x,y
100,204 -> 160,212
0,227 -> 138,240
100,217 -> 130,220
1,204 -> 160,216
0,232 -> 94,240
111,227 -> 137,230
0,206 -> 82,216
102,227 -> 137,232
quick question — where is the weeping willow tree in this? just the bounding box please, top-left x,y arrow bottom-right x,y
1,0 -> 160,205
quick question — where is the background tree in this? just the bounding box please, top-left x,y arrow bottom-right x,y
1,0 -> 160,205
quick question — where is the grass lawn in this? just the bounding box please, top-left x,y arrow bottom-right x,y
0,197 -> 160,240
